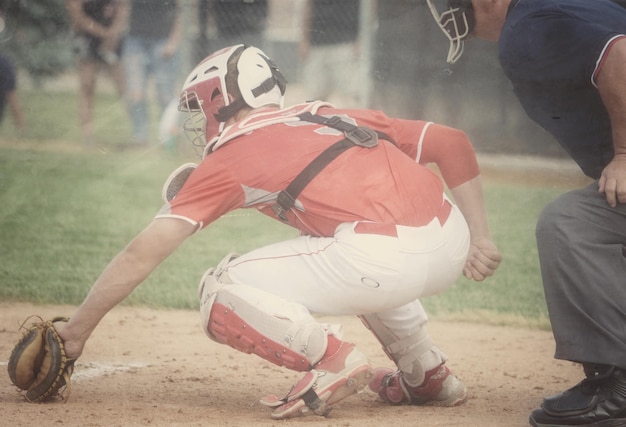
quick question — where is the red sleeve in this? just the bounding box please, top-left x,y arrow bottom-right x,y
418,123 -> 480,188
297,108 -> 480,189
158,160 -> 245,229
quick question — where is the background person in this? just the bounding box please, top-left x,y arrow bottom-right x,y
0,52 -> 25,130
66,0 -> 128,145
299,0 -> 363,107
426,1 -> 626,426
207,0 -> 268,51
57,44 -> 501,419
123,0 -> 182,146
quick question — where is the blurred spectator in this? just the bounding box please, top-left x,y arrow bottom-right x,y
123,0 -> 182,146
0,52 -> 25,130
300,0 -> 362,107
205,0 -> 268,53
66,0 -> 128,145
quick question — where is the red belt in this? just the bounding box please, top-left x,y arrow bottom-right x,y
353,200 -> 452,238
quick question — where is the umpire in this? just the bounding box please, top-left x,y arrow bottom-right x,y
426,0 -> 626,426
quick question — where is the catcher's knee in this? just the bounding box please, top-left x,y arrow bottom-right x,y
198,255 -> 328,371
198,252 -> 239,340
197,252 -> 239,302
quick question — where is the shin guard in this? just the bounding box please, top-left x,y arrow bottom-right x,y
199,265 -> 328,371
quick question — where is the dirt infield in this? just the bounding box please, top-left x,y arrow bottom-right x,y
0,302 -> 583,427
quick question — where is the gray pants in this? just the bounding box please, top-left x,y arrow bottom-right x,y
536,182 -> 626,369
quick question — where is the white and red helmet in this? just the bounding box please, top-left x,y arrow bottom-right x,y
426,0 -> 475,64
179,44 -> 287,154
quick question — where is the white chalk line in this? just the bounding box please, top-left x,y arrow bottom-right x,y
1,360 -> 148,382
71,362 -> 148,381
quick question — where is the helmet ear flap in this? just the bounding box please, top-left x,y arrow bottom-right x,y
237,47 -> 286,109
214,46 -> 287,123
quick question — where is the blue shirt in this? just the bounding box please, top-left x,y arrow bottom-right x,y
499,0 -> 626,178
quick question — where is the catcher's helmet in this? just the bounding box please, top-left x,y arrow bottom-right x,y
426,0 -> 475,64
179,44 -> 287,154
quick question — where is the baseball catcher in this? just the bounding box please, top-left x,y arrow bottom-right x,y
30,43 -> 501,419
7,316 -> 75,403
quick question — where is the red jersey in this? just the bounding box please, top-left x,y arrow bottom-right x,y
157,102 -> 479,237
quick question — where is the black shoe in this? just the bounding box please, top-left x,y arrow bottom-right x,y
529,365 -> 626,426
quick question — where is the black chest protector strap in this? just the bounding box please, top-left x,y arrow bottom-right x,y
272,112 -> 395,222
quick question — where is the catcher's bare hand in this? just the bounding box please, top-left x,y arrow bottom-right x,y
463,238 -> 502,282
56,324 -> 85,361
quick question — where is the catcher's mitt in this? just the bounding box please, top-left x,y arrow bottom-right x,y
7,316 -> 75,403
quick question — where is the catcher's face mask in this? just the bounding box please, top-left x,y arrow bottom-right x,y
178,45 -> 241,156
426,0 -> 475,64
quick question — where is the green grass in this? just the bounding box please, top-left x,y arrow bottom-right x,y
0,88 -> 568,330
1,91 -> 129,144
425,183 -> 557,328
0,145 -> 297,309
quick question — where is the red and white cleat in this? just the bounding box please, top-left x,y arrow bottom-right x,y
260,340 -> 373,419
369,363 -> 467,407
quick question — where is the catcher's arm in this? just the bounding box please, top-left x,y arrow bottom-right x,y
418,124 -> 501,280
450,177 -> 502,281
58,217 -> 195,359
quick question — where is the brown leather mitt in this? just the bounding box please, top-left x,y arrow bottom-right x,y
7,316 -> 75,402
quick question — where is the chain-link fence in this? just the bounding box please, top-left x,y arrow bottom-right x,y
186,0 -> 561,157
1,0 -> 561,156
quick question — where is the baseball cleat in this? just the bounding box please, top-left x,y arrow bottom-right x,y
369,363 -> 467,406
260,341 -> 373,419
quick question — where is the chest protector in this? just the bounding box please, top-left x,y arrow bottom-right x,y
272,112 -> 395,221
